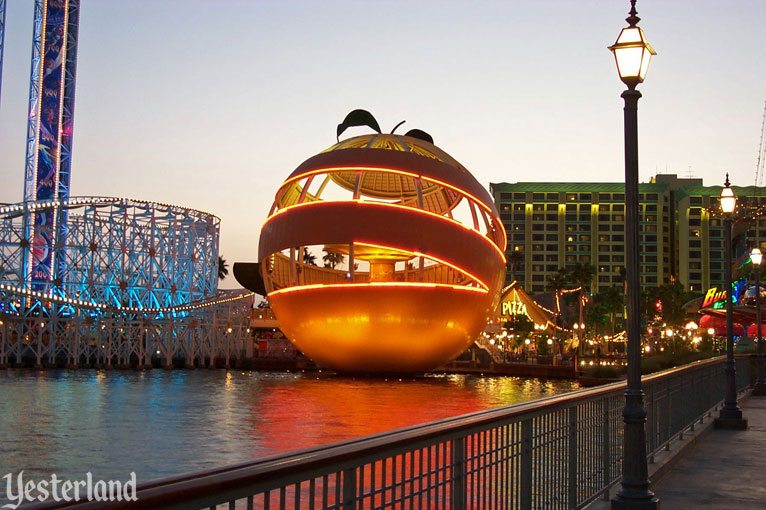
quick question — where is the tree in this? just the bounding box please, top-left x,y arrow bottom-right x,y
545,269 -> 569,316
217,256 -> 229,281
322,251 -> 345,269
590,286 -> 624,334
303,247 -> 317,266
565,262 -> 596,332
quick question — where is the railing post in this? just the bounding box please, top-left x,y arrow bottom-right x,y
451,437 -> 466,510
521,419 -> 532,510
602,398 -> 611,501
568,406 -> 577,508
342,468 -> 357,510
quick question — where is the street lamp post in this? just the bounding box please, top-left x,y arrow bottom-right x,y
608,1 -> 659,508
714,175 -> 747,428
751,248 -> 766,395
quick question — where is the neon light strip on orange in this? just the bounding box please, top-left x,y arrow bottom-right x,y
268,282 -> 489,298
263,200 -> 507,264
277,166 -> 506,246
354,241 -> 489,291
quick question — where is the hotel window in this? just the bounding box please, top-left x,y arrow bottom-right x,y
546,224 -> 557,231
532,254 -> 544,261
567,245 -> 576,252
647,194 -> 658,201
645,215 -> 657,222
612,255 -> 625,262
546,234 -> 558,241
599,275 -> 610,282
613,235 -> 624,242
546,244 -> 557,251
514,193 -> 525,200
566,204 -> 577,212
689,240 -> 701,248
689,219 -> 701,226
546,214 -> 557,221
579,255 -> 591,262
599,266 -> 609,273
613,245 -> 624,252
532,285 -> 544,292
500,193 -> 512,200
533,193 -> 545,200
599,214 -> 610,221
579,235 -> 591,242
514,213 -> 525,220
533,203 -> 544,211
533,213 -> 544,221
613,214 -> 625,222
711,262 -> 722,269
514,233 -> 526,241
646,204 -> 657,212
645,255 -> 657,263
689,262 -> 702,269
546,203 -> 558,211
690,272 -> 702,280
599,224 -> 609,232
599,255 -> 610,262
612,224 -> 624,231
613,266 -> 622,274
532,244 -> 543,251
547,193 -> 558,201
532,274 -> 544,281
566,255 -> 576,262
513,204 -> 524,211
532,264 -> 544,271
599,234 -> 609,242
566,193 -> 577,201
689,251 -> 701,258
613,194 -> 624,201
613,204 -> 624,211
579,214 -> 590,221
599,204 -> 610,212
690,229 -> 700,237
546,255 -> 557,262
689,196 -> 702,205
546,264 -> 557,271
532,224 -> 543,231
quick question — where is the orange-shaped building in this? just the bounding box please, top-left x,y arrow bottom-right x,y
258,114 -> 506,372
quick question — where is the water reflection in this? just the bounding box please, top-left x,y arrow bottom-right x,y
0,369 -> 579,492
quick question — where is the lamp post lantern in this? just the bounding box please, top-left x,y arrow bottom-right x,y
752,248 -> 766,395
609,1 -> 659,508
714,175 -> 747,428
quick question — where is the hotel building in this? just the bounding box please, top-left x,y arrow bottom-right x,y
490,175 -> 764,295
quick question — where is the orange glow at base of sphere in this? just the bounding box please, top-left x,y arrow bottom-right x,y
269,284 -> 492,373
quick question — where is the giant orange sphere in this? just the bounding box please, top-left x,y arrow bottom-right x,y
258,113 -> 506,372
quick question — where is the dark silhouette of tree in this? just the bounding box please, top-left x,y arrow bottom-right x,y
303,248 -> 317,266
218,256 -> 229,281
322,251 -> 345,269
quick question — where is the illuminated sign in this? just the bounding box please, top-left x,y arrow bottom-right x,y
702,279 -> 746,309
501,300 -> 527,316
701,287 -> 726,309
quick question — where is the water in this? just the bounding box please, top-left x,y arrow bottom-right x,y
0,369 -> 580,492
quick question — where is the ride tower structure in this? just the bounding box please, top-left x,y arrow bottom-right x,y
22,0 -> 80,298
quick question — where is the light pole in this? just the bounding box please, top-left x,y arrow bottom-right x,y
751,248 -> 766,395
608,1 -> 659,508
714,175 -> 747,428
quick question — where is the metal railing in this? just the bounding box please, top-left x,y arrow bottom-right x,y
25,356 -> 750,510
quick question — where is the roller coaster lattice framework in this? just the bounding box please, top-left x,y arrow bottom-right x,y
0,197 -> 255,369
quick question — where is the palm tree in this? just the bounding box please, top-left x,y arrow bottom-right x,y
217,256 -> 229,281
594,286 -> 624,334
566,262 -> 596,332
322,251 -> 345,269
545,269 -> 569,316
508,251 -> 524,282
303,247 -> 317,266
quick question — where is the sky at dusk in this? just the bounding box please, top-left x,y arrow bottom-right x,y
1,0 -> 765,288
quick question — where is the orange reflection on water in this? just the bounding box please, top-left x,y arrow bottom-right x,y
249,374 -> 580,456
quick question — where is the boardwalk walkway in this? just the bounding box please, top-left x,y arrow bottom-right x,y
651,395 -> 766,509
590,393 -> 766,509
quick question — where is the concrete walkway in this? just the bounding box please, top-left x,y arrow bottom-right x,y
649,395 -> 766,509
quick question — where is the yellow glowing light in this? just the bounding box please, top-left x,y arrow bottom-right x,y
268,281 -> 489,298
644,345 -> 651,352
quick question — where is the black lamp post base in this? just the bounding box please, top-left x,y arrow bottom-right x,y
752,382 -> 766,396
714,414 -> 748,430
611,495 -> 660,510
